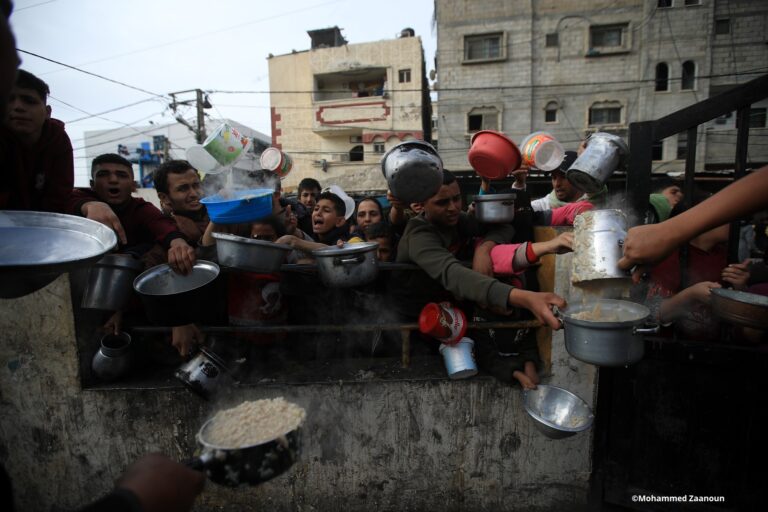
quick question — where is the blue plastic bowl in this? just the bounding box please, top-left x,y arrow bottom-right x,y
201,188 -> 274,224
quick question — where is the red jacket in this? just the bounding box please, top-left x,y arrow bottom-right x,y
69,188 -> 185,251
0,118 -> 74,212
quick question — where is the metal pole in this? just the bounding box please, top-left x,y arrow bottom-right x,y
195,89 -> 206,144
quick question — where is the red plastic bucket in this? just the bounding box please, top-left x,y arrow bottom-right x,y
418,302 -> 467,345
260,147 -> 293,178
468,130 -> 521,180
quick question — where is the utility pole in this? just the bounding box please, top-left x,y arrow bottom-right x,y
169,88 -> 210,144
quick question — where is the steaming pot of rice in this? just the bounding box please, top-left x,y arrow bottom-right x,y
187,398 -> 305,486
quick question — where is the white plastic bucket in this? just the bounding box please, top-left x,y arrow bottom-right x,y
439,337 -> 477,380
520,131 -> 565,171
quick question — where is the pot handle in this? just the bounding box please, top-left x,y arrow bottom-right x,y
334,254 -> 365,266
552,306 -> 565,327
633,323 -> 659,335
182,451 -> 216,472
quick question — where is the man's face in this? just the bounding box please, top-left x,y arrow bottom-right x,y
91,163 -> 134,206
356,199 -> 382,229
299,188 -> 320,208
312,198 -> 345,235
661,185 -> 683,207
5,85 -> 50,143
159,169 -> 203,214
424,181 -> 462,227
372,236 -> 393,262
551,170 -> 581,202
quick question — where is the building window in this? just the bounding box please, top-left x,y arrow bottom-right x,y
431,117 -> 438,130
349,135 -> 363,143
658,0 -> 672,8
373,143 -> 386,154
589,102 -> 622,125
467,107 -> 499,132
464,32 -> 505,63
684,0 -> 701,5
681,61 -> 696,90
350,145 -> 364,162
545,33 -> 559,47
749,108 -> 767,128
398,69 -> 411,83
652,140 -> 664,161
655,62 -> 669,92
676,132 -> 688,160
715,19 -> 731,35
590,24 -> 626,48
544,101 -> 558,123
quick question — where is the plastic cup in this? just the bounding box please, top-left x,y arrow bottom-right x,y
439,338 -> 478,379
520,131 -> 565,171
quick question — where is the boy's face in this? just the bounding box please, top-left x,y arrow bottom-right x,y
312,198 -> 345,235
5,85 -> 50,143
551,170 -> 581,202
159,169 -> 203,214
250,223 -> 278,242
299,187 -> 320,208
424,181 -> 462,227
662,185 -> 683,207
91,163 -> 135,206
371,236 -> 393,262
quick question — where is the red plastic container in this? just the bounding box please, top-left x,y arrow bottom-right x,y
418,302 -> 467,345
468,130 -> 522,180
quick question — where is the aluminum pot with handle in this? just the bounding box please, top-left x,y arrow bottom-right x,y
566,132 -> 629,194
82,254 -> 142,310
381,140 -> 444,204
571,209 -> 630,284
561,299 -> 659,367
186,417 -> 301,487
312,242 -> 379,288
473,193 -> 516,224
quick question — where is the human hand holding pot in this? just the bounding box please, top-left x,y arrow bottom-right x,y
81,201 -> 128,245
538,232 -> 574,255
721,261 -> 750,290
168,238 -> 197,275
510,166 -> 529,188
172,323 -> 205,358
116,453 -> 205,512
508,289 -> 566,329
617,222 -> 685,271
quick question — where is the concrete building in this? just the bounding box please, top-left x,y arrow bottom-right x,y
267,26 -> 432,193
434,0 -> 768,174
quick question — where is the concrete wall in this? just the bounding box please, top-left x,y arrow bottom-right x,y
0,243 -> 596,512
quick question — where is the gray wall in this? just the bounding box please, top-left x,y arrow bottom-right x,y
0,248 -> 595,512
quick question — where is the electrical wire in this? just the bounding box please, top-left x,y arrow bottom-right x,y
12,0 -> 59,12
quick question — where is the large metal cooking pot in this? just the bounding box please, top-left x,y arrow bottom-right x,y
711,288 -> 768,330
187,416 -> 301,487
312,242 -> 379,288
133,261 -> 220,326
381,140 -> 443,204
212,232 -> 291,273
81,254 -> 142,310
566,132 -> 629,194
0,210 -> 117,298
523,385 -> 594,439
572,209 -> 630,284
561,299 -> 658,367
473,193 -> 516,224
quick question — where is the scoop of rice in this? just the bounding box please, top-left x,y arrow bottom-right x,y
202,398 -> 306,448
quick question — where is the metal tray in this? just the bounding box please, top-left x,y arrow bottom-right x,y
711,288 -> 768,330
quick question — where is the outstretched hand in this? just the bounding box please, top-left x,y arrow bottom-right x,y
617,223 -> 681,270
508,288 -> 566,330
116,453 -> 205,512
82,201 -> 127,245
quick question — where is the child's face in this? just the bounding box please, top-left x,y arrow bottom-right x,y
371,236 -> 393,262
299,188 -> 319,208
250,223 -> 278,242
356,199 -> 382,229
312,198 -> 345,235
91,163 -> 134,206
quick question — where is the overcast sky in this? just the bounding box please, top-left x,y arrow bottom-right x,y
9,0 -> 437,184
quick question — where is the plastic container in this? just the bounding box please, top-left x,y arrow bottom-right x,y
419,302 -> 467,345
203,123 -> 250,166
439,337 -> 478,379
468,130 -> 522,180
200,188 -> 274,224
259,147 -> 293,179
520,131 -> 565,171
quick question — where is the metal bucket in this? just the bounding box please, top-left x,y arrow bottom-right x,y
82,254 -> 142,310
566,132 -> 628,194
439,337 -> 477,379
571,209 -> 630,284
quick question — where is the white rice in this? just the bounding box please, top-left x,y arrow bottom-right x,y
202,398 -> 306,448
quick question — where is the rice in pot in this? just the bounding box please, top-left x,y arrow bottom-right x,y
202,398 -> 306,448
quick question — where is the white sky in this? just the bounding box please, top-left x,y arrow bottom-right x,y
9,0 -> 437,184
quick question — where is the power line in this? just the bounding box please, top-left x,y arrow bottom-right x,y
12,0 -> 59,12
65,98 -> 163,124
16,49 -> 167,98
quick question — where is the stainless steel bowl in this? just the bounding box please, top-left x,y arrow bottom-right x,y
0,210 -> 117,298
473,193 -> 516,223
523,384 -> 594,439
380,140 -> 443,204
212,232 -> 291,273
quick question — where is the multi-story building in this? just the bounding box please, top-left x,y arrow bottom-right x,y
267,26 -> 432,193
434,0 -> 768,174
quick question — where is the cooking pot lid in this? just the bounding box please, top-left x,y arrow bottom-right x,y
212,232 -> 292,251
312,241 -> 379,257
473,193 -> 517,202
134,260 -> 220,296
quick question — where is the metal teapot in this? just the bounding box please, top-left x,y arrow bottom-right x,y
381,140 -> 443,204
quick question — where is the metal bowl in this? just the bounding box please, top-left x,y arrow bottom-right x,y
711,288 -> 768,330
212,232 -> 291,273
0,210 -> 117,298
380,140 -> 443,204
523,385 -> 594,439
